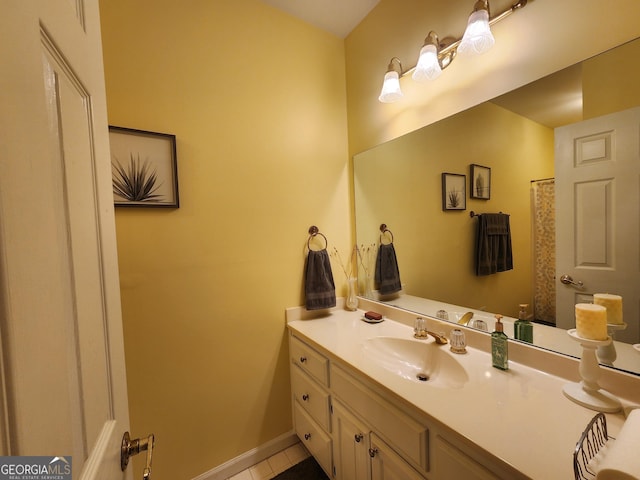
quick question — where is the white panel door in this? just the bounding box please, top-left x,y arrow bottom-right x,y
555,107 -> 640,344
0,1 -> 132,479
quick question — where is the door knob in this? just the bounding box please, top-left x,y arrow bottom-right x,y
121,431 -> 155,480
560,274 -> 584,287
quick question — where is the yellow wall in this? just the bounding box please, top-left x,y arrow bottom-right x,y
583,38 -> 640,118
99,1 -> 350,478
354,102 -> 554,316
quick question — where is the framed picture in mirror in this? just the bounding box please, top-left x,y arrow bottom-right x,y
470,164 -> 491,199
442,173 -> 466,211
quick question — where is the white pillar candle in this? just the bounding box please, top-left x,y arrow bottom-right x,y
575,303 -> 608,340
593,293 -> 623,325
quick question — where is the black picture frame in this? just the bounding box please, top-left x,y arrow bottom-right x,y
109,126 -> 180,208
442,173 -> 466,211
470,164 -> 491,200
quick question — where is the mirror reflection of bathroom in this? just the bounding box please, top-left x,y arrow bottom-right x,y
354,38 -> 640,366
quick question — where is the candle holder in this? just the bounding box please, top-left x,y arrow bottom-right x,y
563,329 -> 621,413
597,322 -> 627,366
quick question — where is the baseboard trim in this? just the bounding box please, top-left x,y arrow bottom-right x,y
191,430 -> 298,480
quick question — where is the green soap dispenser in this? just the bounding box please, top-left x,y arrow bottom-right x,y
491,314 -> 509,370
514,303 -> 533,344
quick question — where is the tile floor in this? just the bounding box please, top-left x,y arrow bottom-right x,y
226,442 -> 311,480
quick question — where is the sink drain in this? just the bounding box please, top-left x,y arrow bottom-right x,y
416,372 -> 429,382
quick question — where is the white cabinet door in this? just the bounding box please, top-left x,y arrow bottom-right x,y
332,400 -> 370,480
370,434 -> 426,480
0,1 -> 131,479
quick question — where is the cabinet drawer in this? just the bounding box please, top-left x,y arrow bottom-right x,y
290,335 -> 329,386
294,402 -> 332,476
331,364 -> 429,472
291,363 -> 331,431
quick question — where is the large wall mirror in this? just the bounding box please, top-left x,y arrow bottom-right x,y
354,37 -> 640,375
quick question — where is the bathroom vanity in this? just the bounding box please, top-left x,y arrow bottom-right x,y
286,300 -> 639,479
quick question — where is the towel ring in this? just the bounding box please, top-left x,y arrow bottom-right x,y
379,224 -> 394,245
307,225 -> 328,251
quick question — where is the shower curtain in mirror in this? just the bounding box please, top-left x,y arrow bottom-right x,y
531,179 -> 556,325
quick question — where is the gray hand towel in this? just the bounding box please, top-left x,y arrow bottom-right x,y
475,213 -> 513,276
304,249 -> 336,310
375,243 -> 402,295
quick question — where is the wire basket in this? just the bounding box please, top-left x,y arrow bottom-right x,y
573,413 -> 612,480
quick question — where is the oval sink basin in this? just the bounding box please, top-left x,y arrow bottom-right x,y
362,337 -> 469,388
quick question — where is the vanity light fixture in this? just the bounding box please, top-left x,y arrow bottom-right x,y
412,31 -> 444,82
458,0 -> 495,55
378,57 -> 404,103
379,0 -> 528,103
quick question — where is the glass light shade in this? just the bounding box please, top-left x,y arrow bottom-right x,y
412,44 -> 442,82
459,9 -> 495,55
378,70 -> 403,103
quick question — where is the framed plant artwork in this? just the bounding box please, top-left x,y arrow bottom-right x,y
108,126 -> 180,207
470,164 -> 491,200
441,173 -> 466,211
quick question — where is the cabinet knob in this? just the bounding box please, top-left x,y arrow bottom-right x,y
304,433 -> 312,441
300,356 -> 307,363
368,447 -> 378,458
354,433 -> 363,443
302,394 -> 309,401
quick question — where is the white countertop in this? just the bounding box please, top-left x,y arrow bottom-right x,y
287,305 -> 639,479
